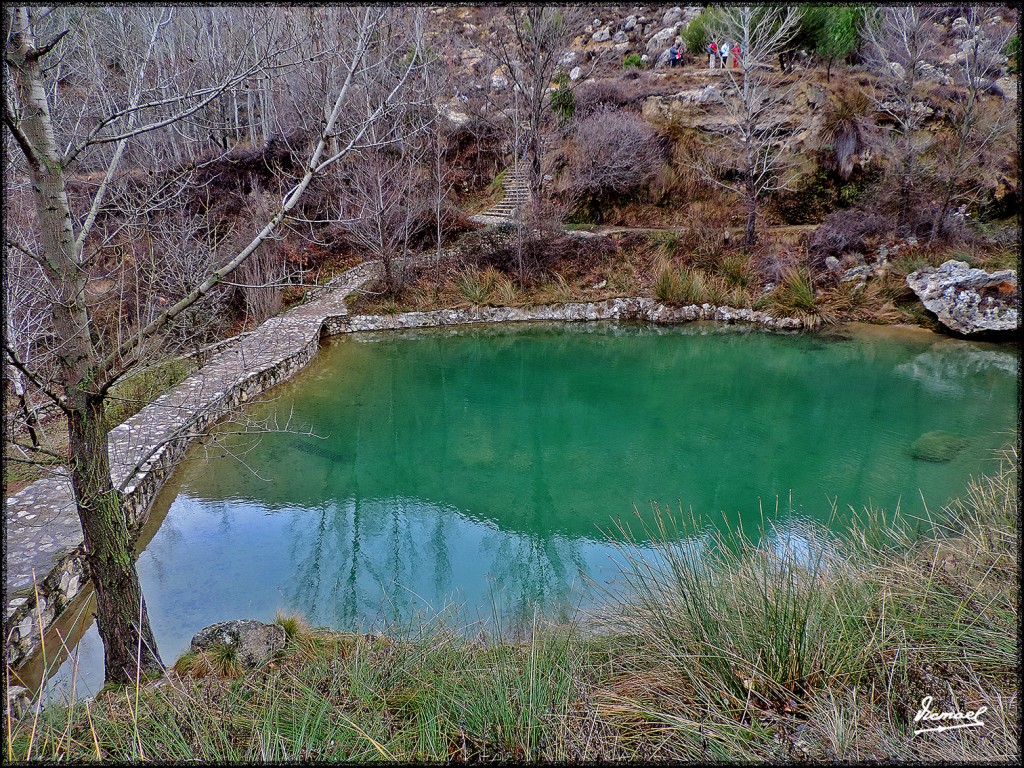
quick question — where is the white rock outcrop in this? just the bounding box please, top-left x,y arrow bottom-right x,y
906,260 -> 1019,335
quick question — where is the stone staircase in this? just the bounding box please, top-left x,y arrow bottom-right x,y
470,165 -> 532,225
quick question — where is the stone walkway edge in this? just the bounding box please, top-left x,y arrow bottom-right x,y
4,260 -> 805,675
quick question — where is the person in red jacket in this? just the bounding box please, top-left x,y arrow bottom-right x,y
707,40 -> 719,69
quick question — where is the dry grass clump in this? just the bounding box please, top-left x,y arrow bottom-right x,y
653,262 -> 752,308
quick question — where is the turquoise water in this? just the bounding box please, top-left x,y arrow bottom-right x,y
38,321 -> 1018,700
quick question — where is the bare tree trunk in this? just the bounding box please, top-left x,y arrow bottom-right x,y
69,394 -> 163,682
930,184 -> 955,243
10,372 -> 42,448
6,6 -> 163,682
745,177 -> 758,248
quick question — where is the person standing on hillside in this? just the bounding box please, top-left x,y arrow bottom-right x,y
721,41 -> 730,68
707,39 -> 719,68
669,42 -> 681,67
729,42 -> 742,69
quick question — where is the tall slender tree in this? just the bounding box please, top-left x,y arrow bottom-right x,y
3,5 -> 421,683
686,5 -> 804,247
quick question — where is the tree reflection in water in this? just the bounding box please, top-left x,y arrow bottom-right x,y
280,492 -> 589,631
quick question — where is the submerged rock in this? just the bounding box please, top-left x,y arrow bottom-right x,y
911,431 -> 969,462
906,260 -> 1019,336
191,619 -> 285,668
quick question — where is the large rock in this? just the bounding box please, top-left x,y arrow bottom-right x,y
646,25 -> 680,54
191,619 -> 286,668
906,260 -> 1019,335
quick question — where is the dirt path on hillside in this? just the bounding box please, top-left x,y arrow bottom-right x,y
592,223 -> 818,237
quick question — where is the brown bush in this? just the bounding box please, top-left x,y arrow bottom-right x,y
573,79 -> 635,118
444,118 -> 505,195
805,209 -> 890,266
567,107 -> 667,222
182,133 -> 305,220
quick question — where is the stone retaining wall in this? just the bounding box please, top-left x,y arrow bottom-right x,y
330,297 -> 803,334
5,266 -> 805,697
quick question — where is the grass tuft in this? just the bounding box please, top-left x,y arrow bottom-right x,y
274,611 -> 311,644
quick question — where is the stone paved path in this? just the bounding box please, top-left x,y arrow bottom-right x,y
4,261 -> 380,605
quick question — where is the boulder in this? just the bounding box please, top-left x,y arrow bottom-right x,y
681,6 -> 704,26
569,66 -> 582,81
623,15 -> 638,32
906,260 -> 1019,335
592,26 -> 611,43
840,265 -> 873,283
951,16 -> 972,34
646,26 -> 679,54
911,431 -> 969,462
663,7 -> 683,27
191,619 -> 286,668
7,686 -> 31,719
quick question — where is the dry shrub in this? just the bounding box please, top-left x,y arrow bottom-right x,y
573,79 -> 634,118
457,218 -> 616,285
444,117 -> 505,195
567,107 -> 666,220
183,133 -> 303,220
668,208 -> 734,271
750,242 -> 803,285
233,243 -> 285,325
805,209 -> 890,267
817,79 -> 880,180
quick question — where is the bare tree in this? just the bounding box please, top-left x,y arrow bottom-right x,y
483,6 -> 593,198
4,245 -> 52,453
3,5 -> 418,684
862,6 -> 938,229
688,6 -> 805,247
336,142 -> 430,294
926,6 -> 1014,240
421,52 -> 459,270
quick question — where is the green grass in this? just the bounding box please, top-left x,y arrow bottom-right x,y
455,267 -> 493,305
7,447 -> 1019,763
623,52 -> 644,70
765,267 -> 839,327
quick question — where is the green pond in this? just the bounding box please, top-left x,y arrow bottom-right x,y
37,321 -> 1018,700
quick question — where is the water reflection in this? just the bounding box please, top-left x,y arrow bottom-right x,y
148,493 -> 596,634
895,341 -> 1019,396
